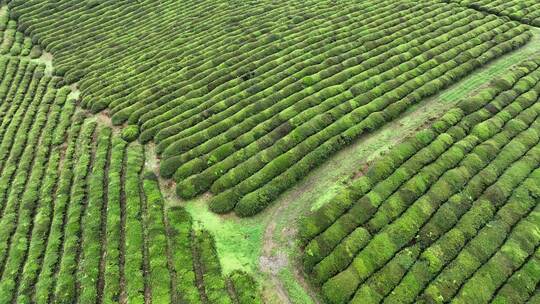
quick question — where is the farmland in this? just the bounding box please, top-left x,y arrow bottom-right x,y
448,0 -> 540,27
3,0 -> 533,216
0,0 -> 538,304
301,57 -> 540,303
0,35 -> 260,303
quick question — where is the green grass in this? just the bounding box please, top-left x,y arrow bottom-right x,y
278,269 -> 315,304
173,197 -> 265,274
31,52 -> 53,76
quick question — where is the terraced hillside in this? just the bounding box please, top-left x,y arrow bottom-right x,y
0,52 -> 261,303
448,0 -> 540,27
4,0 -> 533,215
300,57 -> 540,304
0,1 -> 538,304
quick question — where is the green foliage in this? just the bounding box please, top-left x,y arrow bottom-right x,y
193,230 -> 233,304
0,3 -> 538,304
167,207 -> 202,304
160,155 -> 182,178
124,143 -> 145,303
53,120 -> 96,303
303,56 -> 540,304
322,268 -> 359,304
449,0 -> 540,27
228,270 -> 262,304
103,137 -> 127,303
121,125 -> 139,142
311,227 -> 371,284
142,175 -> 172,303
0,77 -> 77,303
7,0 -> 531,218
208,189 -> 237,214
77,127 -> 111,304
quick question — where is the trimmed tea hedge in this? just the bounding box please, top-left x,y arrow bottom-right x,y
447,0 -> 540,27
300,57 -> 540,303
0,52 -> 262,303
3,0 -> 532,215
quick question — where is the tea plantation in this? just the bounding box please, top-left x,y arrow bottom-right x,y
301,57 -> 540,304
0,0 -> 537,303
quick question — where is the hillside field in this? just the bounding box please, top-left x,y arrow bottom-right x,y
0,0 -> 538,304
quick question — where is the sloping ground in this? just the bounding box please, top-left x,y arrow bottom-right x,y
447,0 -> 540,27
301,55 -> 540,303
0,5 -> 41,58
3,0 -> 533,216
0,11 -> 262,304
162,28 -> 540,304
0,1 -> 538,304
0,56 -> 262,304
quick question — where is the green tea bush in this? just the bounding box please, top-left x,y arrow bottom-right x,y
302,58 -> 540,303
6,0 -> 527,218
121,125 -> 139,142
228,270 -> 263,304
142,174 -> 172,303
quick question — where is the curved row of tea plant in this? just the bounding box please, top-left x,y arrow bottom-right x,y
300,57 -> 540,303
3,0 -> 533,215
202,10 -> 530,216
447,0 -> 540,27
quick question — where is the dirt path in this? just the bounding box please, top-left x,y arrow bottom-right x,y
260,220 -> 293,304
